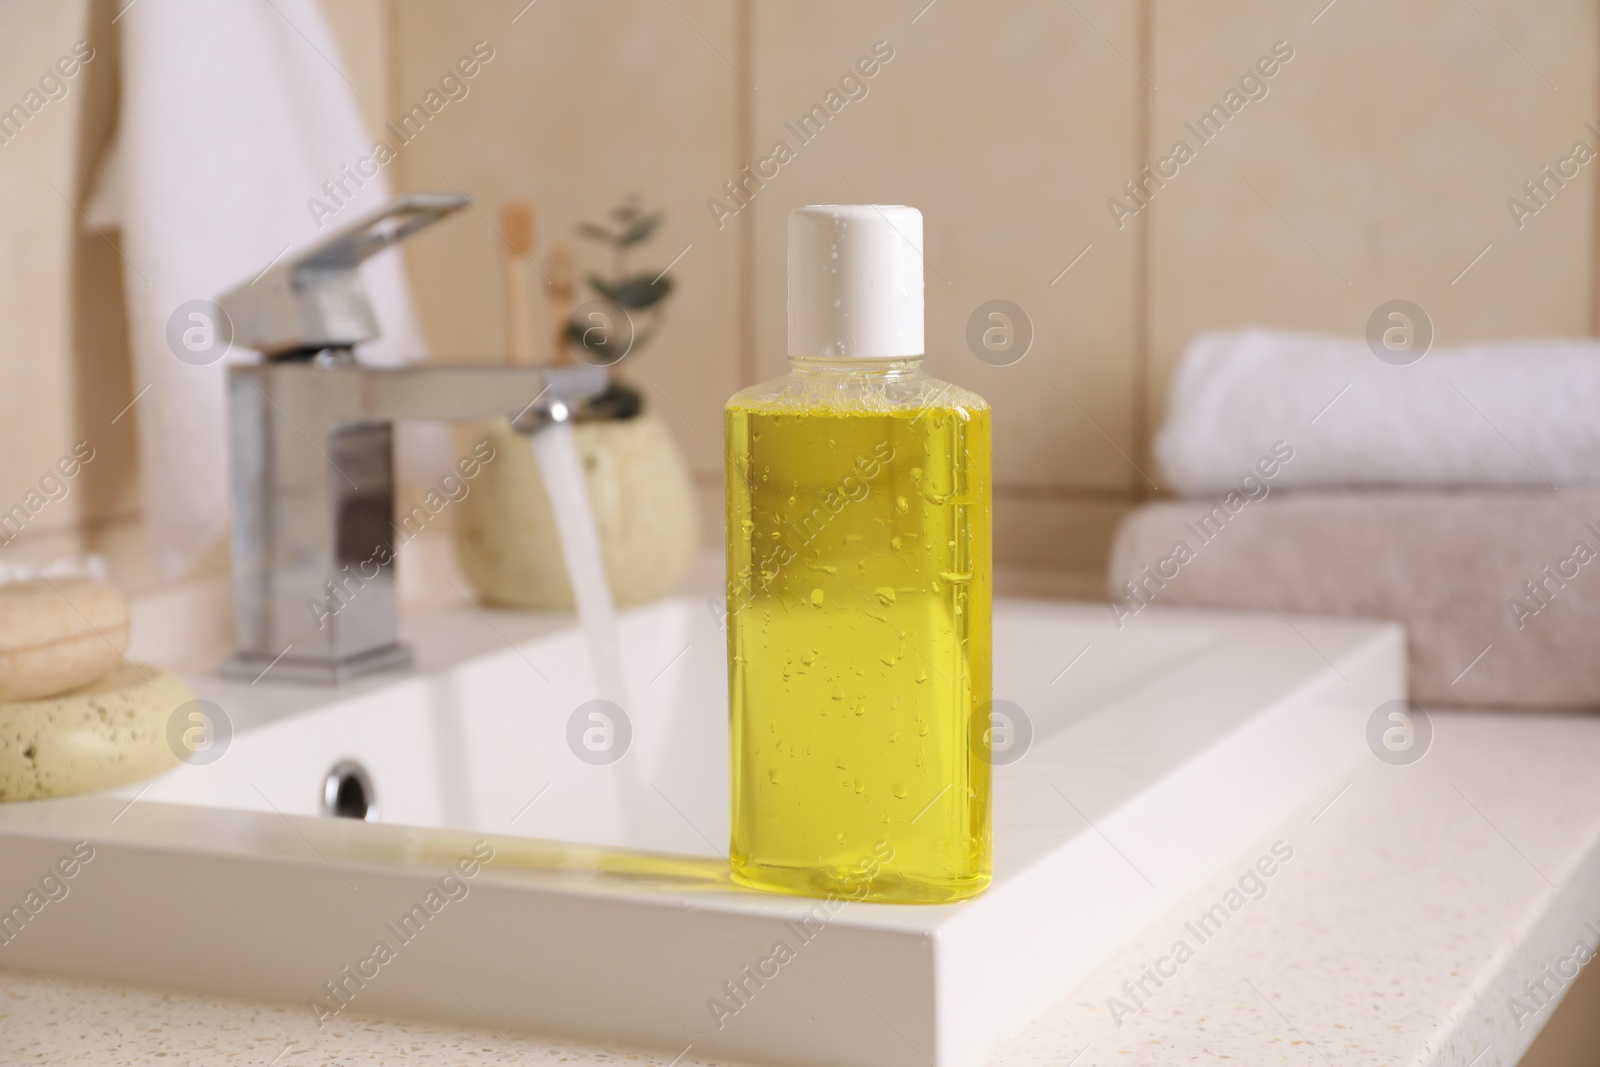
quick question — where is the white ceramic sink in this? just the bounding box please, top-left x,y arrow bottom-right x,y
0,593 -> 1403,1067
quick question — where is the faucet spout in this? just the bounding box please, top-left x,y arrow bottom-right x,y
215,193 -> 608,684
222,357 -> 605,684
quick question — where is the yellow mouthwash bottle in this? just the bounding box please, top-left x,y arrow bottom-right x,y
725,205 -> 992,903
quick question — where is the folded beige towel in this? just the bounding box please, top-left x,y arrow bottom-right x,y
1107,491 -> 1600,708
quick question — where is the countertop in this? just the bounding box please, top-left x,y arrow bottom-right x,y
4,706 -> 1599,1066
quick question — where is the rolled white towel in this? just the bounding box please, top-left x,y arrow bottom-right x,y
1155,328 -> 1600,493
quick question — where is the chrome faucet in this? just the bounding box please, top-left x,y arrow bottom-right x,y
217,194 -> 603,684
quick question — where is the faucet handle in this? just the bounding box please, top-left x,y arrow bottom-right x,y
294,194 -> 469,273
219,193 -> 470,360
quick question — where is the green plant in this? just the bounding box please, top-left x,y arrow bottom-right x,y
567,195 -> 676,419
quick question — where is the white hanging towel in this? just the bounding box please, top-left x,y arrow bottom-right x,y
1155,328 -> 1600,494
107,0 -> 428,579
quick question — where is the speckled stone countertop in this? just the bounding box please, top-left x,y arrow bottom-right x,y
4,708 -> 1598,1066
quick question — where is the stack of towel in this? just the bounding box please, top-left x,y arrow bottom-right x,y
1108,329 -> 1600,707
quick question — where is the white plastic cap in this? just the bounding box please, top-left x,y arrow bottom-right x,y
787,204 -> 924,359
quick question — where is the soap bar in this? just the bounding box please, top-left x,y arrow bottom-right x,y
0,578 -> 130,702
0,661 -> 188,802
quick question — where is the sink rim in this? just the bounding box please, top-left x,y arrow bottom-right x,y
2,594 -> 1402,931
0,593 -> 1405,1067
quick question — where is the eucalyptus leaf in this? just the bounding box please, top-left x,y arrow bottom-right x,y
564,316 -> 629,365
590,272 -> 672,309
566,199 -> 674,372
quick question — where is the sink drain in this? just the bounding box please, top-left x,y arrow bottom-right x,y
322,760 -> 378,821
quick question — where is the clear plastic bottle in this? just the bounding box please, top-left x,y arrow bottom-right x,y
725,206 -> 992,903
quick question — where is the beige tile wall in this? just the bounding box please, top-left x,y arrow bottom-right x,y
745,1 -> 1142,570
0,5 -> 84,549
3,0 -> 1598,582
384,0 -> 742,549
386,0 -> 1148,572
0,0 -> 140,573
1145,0 -> 1599,433
319,0 -> 389,143
381,0 -> 1599,576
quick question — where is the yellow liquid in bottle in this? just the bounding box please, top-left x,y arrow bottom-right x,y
725,373 -> 992,903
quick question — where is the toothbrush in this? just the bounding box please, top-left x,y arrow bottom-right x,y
500,202 -> 541,366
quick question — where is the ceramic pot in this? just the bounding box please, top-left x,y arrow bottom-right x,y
454,412 -> 698,610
